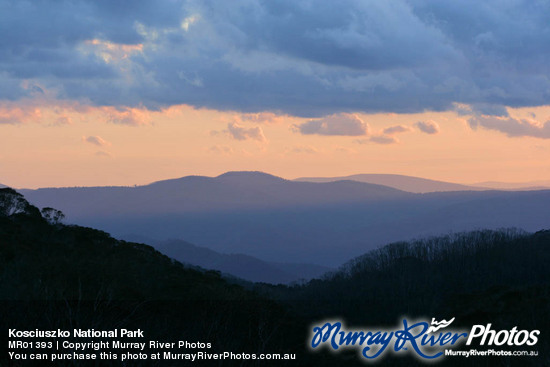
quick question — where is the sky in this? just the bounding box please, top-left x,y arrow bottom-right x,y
1,0 -> 550,188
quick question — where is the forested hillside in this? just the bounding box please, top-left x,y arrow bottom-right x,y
2,188 -> 549,366
259,229 -> 550,366
273,229 -> 549,318
0,188 -> 331,366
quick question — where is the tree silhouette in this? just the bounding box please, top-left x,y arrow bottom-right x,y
0,188 -> 33,216
41,207 -> 65,224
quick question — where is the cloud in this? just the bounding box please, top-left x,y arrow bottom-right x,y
334,146 -> 357,154
355,135 -> 399,145
95,151 -> 112,158
103,107 -> 151,126
454,103 -> 509,118
2,1 -> 550,116
237,112 -> 285,124
53,116 -> 73,126
0,98 -> 156,128
289,146 -> 318,154
81,39 -> 143,64
369,135 -> 399,144
415,120 -> 440,134
83,136 -> 111,147
294,113 -> 368,136
453,103 -> 473,116
383,125 -> 411,135
209,145 -> 233,154
226,122 -> 266,142
470,104 -> 509,117
0,105 -> 42,124
468,115 -> 550,139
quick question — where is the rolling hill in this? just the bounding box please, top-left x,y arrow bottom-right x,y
295,173 -> 483,193
21,171 -> 410,216
155,238 -> 333,284
471,180 -> 550,190
0,188 -> 332,366
262,229 -> 550,366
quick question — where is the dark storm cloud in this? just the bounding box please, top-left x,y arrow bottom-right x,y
2,0 -> 550,116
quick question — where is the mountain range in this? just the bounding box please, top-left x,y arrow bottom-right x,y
125,236 -> 332,284
472,180 -> 550,190
3,187 -> 548,366
295,174 -> 550,192
20,171 -> 550,267
295,174 -> 482,193
22,171 -> 409,216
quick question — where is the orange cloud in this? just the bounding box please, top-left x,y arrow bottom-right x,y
209,145 -> 233,154
0,99 -> 155,127
101,106 -> 152,126
83,136 -> 111,147
469,115 -> 550,139
225,122 -> 267,142
293,113 -> 369,136
0,103 -> 42,124
355,135 -> 399,145
415,120 -> 440,134
288,145 -> 319,154
383,125 -> 411,135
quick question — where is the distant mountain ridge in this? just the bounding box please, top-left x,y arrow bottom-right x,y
2,188 -> 548,365
471,180 -> 550,191
21,171 -> 411,217
155,238 -> 332,284
295,174 -> 550,192
20,171 -> 550,267
122,233 -> 332,284
295,174 -> 484,193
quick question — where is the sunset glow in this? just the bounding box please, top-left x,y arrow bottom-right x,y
1,0 -> 549,188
